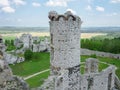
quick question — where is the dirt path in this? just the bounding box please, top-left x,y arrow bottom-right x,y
24,69 -> 50,80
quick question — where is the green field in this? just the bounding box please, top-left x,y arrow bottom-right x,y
3,36 -> 16,40
26,71 -> 50,88
9,52 -> 120,88
10,52 -> 50,77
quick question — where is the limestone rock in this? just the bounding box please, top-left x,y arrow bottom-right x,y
0,59 -> 29,90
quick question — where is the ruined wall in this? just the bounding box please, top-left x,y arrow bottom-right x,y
81,48 -> 120,59
80,58 -> 115,90
0,59 -> 29,90
85,58 -> 99,73
39,11 -> 116,90
3,53 -> 24,64
49,11 -> 82,90
20,34 -> 33,49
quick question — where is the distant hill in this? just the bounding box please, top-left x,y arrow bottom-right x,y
0,26 -> 120,33
81,27 -> 120,33
0,27 -> 49,32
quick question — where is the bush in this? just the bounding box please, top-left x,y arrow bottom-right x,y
24,49 -> 33,60
90,54 -> 97,58
6,46 -> 16,51
5,39 -> 16,51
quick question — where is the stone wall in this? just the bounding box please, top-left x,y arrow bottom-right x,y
3,53 -> 24,64
20,34 -> 33,49
80,58 -> 115,90
38,58 -> 116,90
14,34 -> 50,53
81,48 -> 120,59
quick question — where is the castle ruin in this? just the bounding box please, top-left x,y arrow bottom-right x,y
39,11 -> 116,90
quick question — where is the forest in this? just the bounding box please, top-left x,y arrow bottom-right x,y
81,37 -> 120,54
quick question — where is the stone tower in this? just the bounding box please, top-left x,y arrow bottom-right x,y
49,11 -> 82,90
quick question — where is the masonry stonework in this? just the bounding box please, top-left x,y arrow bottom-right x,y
38,11 -> 117,90
49,11 -> 82,90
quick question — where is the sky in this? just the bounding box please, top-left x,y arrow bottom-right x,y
0,0 -> 120,27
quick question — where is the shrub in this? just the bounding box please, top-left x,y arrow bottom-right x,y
90,54 -> 97,58
24,49 -> 33,60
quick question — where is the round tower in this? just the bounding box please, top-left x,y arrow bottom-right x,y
49,11 -> 82,90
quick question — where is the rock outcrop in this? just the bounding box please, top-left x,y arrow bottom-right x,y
0,59 -> 29,90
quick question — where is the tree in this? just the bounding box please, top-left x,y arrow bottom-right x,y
24,49 -> 33,60
11,39 -> 14,46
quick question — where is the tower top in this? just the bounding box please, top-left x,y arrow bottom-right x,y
48,11 -> 82,22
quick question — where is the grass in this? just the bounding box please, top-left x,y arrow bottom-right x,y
26,71 -> 50,88
10,52 -> 120,88
98,56 -> 120,79
3,36 -> 16,40
80,63 -> 109,74
81,55 -> 120,79
10,52 -> 50,77
99,63 -> 109,72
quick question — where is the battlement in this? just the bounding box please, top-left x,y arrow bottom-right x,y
49,11 -> 81,22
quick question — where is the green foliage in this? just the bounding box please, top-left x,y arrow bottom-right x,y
90,54 -> 97,58
24,49 -> 33,60
99,63 -> 109,72
10,52 -> 50,77
81,55 -> 120,79
6,45 -> 16,51
10,53 -> 120,88
81,38 -> 120,54
39,36 -> 50,40
24,50 -> 48,61
11,39 -> 14,46
3,36 -> 16,41
26,71 -> 49,88
5,39 -> 16,51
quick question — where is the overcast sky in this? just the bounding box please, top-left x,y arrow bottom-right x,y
0,0 -> 120,27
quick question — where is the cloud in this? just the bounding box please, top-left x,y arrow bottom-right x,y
0,0 -> 10,7
86,5 -> 92,11
12,0 -> 26,5
66,8 -> 76,14
45,0 -> 72,7
96,6 -> 104,12
32,2 -> 41,7
110,0 -> 120,3
1,6 -> 15,13
0,0 -> 26,13
106,12 -> 118,16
